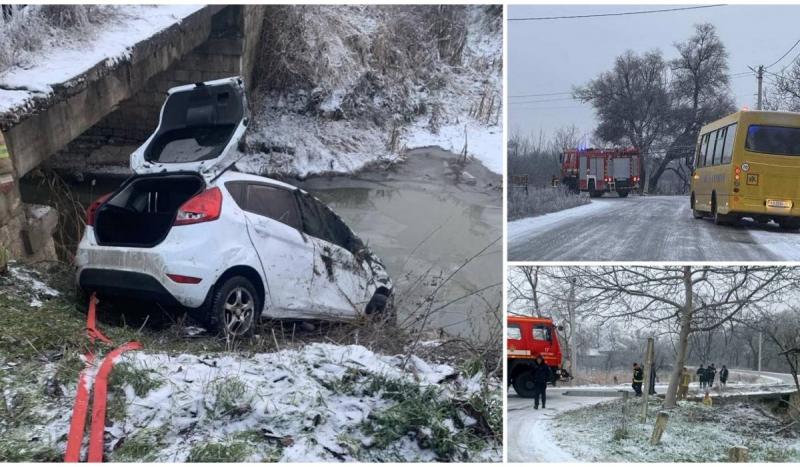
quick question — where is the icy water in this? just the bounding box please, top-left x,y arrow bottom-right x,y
21,148 -> 501,341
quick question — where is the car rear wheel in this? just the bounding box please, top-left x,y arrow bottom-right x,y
366,291 -> 396,324
712,196 -> 734,226
512,370 -> 537,398
209,276 -> 259,338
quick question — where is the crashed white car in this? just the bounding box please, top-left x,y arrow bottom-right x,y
75,77 -> 392,336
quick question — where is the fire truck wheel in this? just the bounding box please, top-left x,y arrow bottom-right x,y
616,190 -> 629,198
512,370 -> 537,398
589,191 -> 602,198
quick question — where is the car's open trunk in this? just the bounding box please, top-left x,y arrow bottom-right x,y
94,174 -> 205,247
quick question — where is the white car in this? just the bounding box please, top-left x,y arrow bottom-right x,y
75,77 -> 392,336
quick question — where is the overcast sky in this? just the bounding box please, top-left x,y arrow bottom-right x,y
508,4 -> 800,143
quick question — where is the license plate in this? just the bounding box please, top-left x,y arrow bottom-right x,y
767,199 -> 793,209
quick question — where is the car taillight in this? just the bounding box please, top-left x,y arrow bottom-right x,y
86,193 -> 113,226
174,187 -> 222,226
167,274 -> 202,284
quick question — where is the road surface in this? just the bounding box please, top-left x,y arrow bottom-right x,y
508,195 -> 800,261
507,369 -> 795,462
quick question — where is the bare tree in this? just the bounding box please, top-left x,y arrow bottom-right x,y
562,266 -> 792,408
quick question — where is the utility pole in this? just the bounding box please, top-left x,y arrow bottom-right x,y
750,65 -> 765,110
641,337 -> 654,422
758,331 -> 763,372
567,277 -> 577,379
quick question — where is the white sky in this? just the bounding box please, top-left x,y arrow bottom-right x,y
508,4 -> 800,141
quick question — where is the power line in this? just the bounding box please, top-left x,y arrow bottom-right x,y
508,4 -> 725,22
765,38 -> 800,69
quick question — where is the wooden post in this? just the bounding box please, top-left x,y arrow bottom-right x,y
650,411 -> 669,445
728,446 -> 749,462
641,337 -> 654,422
621,390 -> 629,432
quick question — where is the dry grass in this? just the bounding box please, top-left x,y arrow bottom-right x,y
508,185 -> 590,221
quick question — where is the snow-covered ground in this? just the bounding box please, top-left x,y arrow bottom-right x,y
2,263 -> 60,307
507,369 -> 798,462
0,5 -> 203,116
11,343 -> 501,462
244,5 -> 502,177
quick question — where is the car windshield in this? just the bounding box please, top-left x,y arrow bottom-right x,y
148,125 -> 236,163
745,124 -> 800,156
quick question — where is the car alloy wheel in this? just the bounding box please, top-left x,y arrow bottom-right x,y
223,286 -> 255,336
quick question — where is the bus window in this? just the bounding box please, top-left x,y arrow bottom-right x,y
532,325 -> 551,341
704,130 -> 717,166
698,133 -> 710,168
507,324 -> 521,340
746,125 -> 800,156
721,123 -> 737,164
713,128 -> 726,165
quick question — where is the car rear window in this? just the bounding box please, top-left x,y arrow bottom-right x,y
745,125 -> 800,156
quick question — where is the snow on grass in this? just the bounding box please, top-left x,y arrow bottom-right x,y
0,5 -> 203,115
9,343 -> 500,462
403,121 -> 502,174
746,226 -> 800,261
4,263 -> 60,307
552,398 -> 800,462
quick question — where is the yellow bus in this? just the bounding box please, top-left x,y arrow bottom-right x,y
690,110 -> 800,230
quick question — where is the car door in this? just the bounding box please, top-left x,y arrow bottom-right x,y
231,181 -> 318,317
130,77 -> 247,183
295,191 -> 372,318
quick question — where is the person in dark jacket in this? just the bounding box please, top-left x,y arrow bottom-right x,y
708,364 -> 717,388
632,363 -> 644,396
697,365 -> 707,389
531,355 -> 551,409
648,366 -> 657,395
720,365 -> 729,388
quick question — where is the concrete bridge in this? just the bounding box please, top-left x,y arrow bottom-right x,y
0,5 -> 266,262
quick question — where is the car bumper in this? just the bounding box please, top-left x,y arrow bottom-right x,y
75,227 -> 216,308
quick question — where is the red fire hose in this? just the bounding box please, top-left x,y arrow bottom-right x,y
64,294 -> 142,462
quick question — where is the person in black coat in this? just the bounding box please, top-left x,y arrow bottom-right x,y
531,355 -> 551,409
708,364 -> 717,388
697,365 -> 707,389
632,363 -> 644,396
720,365 -> 729,387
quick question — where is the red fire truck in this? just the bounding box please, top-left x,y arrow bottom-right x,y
507,315 -> 570,397
559,147 -> 641,198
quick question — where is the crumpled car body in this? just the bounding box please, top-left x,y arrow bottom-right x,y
75,77 -> 393,336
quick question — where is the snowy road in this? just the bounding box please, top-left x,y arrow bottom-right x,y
506,370 -> 796,462
508,195 -> 800,261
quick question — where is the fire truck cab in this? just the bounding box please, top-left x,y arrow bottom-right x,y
507,315 -> 570,397
560,147 -> 641,198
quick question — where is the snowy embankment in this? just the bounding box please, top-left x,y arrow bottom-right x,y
508,370 -> 798,462
25,344 -> 501,462
244,5 -> 502,177
0,5 -> 203,116
507,199 -> 612,244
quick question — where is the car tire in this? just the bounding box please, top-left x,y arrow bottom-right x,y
512,370 -> 537,398
712,196 -> 734,226
366,291 -> 396,325
208,276 -> 259,338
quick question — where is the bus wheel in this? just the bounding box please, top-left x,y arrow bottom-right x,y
691,193 -> 704,219
512,370 -> 537,398
712,196 -> 733,226
779,217 -> 800,231
616,190 -> 629,198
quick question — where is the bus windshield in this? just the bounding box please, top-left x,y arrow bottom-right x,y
745,125 -> 800,156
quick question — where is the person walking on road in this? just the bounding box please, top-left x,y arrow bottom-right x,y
532,355 -> 551,410
697,365 -> 707,389
708,364 -> 717,389
632,363 -> 644,396
720,365 -> 729,388
677,367 -> 691,400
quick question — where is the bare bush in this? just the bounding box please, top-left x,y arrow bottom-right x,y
0,5 -> 120,73
508,186 -> 589,221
